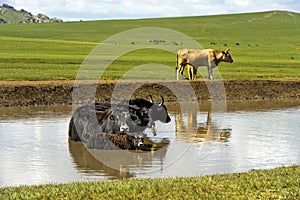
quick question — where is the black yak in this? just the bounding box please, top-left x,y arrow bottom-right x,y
69,96 -> 171,142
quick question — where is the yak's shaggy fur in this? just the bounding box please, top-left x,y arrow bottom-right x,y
87,132 -> 144,150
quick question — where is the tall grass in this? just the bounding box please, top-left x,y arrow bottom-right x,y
0,10 -> 300,80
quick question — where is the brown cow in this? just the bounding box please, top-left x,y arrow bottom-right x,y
176,49 -> 233,80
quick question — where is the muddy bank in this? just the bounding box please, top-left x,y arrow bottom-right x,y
0,80 -> 300,107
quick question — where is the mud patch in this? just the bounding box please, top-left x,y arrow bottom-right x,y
0,80 -> 300,107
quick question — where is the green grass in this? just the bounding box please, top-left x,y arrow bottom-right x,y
1,165 -> 299,199
0,10 -> 300,80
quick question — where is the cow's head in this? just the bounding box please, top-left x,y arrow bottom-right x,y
110,105 -> 152,133
101,109 -> 132,133
111,109 -> 146,133
127,109 -> 149,132
149,96 -> 171,123
221,49 -> 233,63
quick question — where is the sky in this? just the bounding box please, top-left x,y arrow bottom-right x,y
2,0 -> 300,21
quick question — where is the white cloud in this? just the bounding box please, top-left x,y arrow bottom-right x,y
1,0 -> 299,21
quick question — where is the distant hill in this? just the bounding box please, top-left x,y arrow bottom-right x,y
0,3 -> 62,24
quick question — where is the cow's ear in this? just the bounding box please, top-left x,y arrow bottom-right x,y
222,51 -> 226,54
226,49 -> 230,53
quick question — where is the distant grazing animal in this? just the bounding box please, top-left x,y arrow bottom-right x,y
176,49 -> 233,80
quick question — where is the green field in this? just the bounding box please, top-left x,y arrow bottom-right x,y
1,165 -> 299,199
0,10 -> 300,81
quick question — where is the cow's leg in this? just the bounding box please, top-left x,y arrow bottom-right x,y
177,64 -> 185,80
193,68 -> 197,80
176,67 -> 181,80
208,66 -> 213,80
188,64 -> 196,80
188,65 -> 193,80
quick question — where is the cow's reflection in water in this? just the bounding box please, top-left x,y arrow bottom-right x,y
68,140 -> 132,179
68,138 -> 169,177
175,108 -> 231,143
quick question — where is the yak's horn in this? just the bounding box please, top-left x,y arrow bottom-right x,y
160,95 -> 165,105
149,95 -> 154,103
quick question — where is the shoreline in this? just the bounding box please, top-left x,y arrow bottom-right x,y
1,80 -> 300,107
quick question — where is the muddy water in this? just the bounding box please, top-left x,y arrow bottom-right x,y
0,100 -> 300,187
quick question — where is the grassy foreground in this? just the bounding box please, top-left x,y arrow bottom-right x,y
1,165 -> 299,199
1,11 -> 300,81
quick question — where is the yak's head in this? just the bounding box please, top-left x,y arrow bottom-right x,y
149,95 -> 171,123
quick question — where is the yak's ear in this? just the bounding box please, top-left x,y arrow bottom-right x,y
149,95 -> 154,103
159,95 -> 165,106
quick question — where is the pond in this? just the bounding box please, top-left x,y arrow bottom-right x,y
0,100 -> 300,187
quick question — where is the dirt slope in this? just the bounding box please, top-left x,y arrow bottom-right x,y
1,80 -> 300,107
